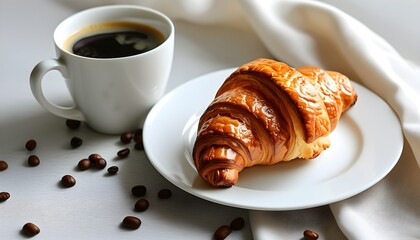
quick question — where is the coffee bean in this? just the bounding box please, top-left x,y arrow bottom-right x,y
0,192 -> 10,202
25,139 -> 37,151
134,198 -> 149,212
0,160 -> 8,171
77,158 -> 91,171
131,185 -> 147,197
95,158 -> 107,169
157,188 -> 172,199
122,216 -> 141,229
107,166 -> 119,174
214,225 -> 231,240
61,175 -> 76,188
88,153 -> 102,167
133,129 -> 142,143
88,153 -> 102,162
70,137 -> 83,148
120,132 -> 133,144
66,119 -> 81,129
117,148 -> 130,158
230,217 -> 245,230
303,229 -> 319,240
27,155 -> 40,167
22,222 -> 40,237
134,141 -> 144,151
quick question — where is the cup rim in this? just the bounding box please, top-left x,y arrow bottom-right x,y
54,4 -> 175,61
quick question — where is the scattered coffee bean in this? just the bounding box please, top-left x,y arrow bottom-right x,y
88,153 -> 102,163
120,132 -> 133,144
117,148 -> 130,158
22,222 -> 40,237
25,139 -> 37,151
94,158 -> 107,169
88,153 -> 102,167
157,188 -> 172,199
107,166 -> 119,174
61,175 -> 76,188
230,217 -> 245,230
134,141 -> 144,151
0,192 -> 10,202
0,160 -> 8,171
70,137 -> 83,148
27,155 -> 40,167
303,229 -> 319,240
77,158 -> 91,171
134,198 -> 149,212
131,185 -> 147,197
122,216 -> 141,229
214,225 -> 232,240
66,119 -> 81,129
133,129 -> 142,143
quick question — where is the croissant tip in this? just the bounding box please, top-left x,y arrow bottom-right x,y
202,168 -> 238,188
214,181 -> 235,188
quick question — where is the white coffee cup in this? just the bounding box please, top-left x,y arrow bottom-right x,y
30,5 -> 174,134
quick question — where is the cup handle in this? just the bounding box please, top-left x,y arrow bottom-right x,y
30,58 -> 85,121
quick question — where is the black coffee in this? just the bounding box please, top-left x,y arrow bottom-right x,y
69,22 -> 164,58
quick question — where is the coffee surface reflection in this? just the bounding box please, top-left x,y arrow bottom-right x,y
68,21 -> 164,58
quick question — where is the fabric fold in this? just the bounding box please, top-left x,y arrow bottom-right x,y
330,139 -> 420,240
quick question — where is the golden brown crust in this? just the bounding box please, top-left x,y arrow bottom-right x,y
219,59 -> 331,143
193,58 -> 357,187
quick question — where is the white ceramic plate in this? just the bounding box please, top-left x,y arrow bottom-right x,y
143,68 -> 403,211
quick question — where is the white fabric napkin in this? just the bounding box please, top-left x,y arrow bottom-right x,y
65,0 -> 420,239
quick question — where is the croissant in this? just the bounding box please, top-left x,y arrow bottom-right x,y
192,58 -> 358,188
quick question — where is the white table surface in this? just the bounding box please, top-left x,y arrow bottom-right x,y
1,1 -> 418,240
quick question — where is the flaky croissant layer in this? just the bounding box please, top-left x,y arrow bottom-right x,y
193,58 -> 357,187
